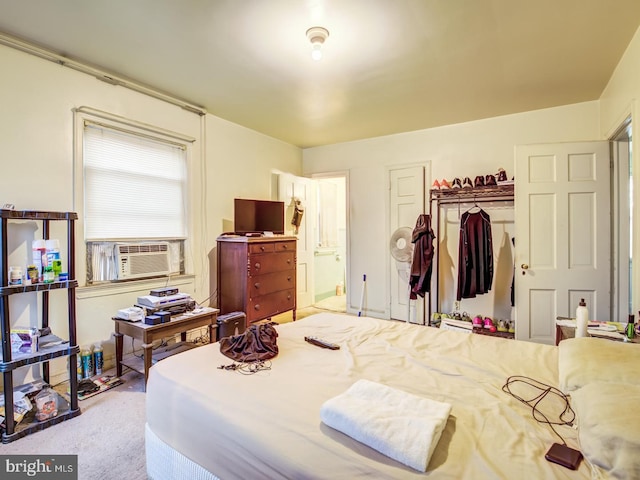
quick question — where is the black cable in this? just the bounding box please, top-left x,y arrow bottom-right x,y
502,375 -> 575,446
217,360 -> 272,375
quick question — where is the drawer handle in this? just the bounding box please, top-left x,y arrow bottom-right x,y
260,246 -> 265,251
287,259 -> 291,264
254,262 -> 261,270
287,276 -> 291,282
254,282 -> 260,289
254,304 -> 261,311
287,294 -> 291,300
283,244 -> 288,249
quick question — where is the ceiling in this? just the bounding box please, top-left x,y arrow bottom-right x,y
1,1 -> 640,148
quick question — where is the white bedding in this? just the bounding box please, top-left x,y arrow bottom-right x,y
146,313 -> 590,479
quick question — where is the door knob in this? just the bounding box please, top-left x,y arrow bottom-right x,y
521,264 -> 529,269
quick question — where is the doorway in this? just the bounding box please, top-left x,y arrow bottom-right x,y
610,117 -> 633,322
311,174 -> 348,313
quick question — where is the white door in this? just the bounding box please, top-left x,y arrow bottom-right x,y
278,173 -> 316,308
389,165 -> 426,322
514,141 -> 610,344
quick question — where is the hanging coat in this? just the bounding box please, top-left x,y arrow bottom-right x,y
457,209 -> 493,300
409,214 -> 435,299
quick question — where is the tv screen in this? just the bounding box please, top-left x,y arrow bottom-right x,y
234,198 -> 285,235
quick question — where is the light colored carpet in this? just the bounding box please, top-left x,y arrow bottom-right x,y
1,370 -> 147,480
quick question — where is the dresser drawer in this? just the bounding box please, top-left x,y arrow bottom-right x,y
275,241 -> 296,252
247,289 -> 295,322
249,271 -> 295,297
249,251 -> 295,275
249,242 -> 275,254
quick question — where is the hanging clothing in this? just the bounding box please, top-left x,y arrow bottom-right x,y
511,237 -> 515,307
457,209 -> 493,300
409,214 -> 436,299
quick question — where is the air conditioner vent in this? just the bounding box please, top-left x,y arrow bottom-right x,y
116,242 -> 170,280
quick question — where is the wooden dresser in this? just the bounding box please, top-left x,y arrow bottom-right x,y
217,235 -> 297,323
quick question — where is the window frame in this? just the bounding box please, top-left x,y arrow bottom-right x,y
73,107 -> 195,286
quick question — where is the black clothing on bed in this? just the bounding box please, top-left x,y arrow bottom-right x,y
409,214 -> 435,299
457,209 -> 493,300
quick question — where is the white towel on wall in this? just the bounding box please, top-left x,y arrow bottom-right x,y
320,379 -> 451,472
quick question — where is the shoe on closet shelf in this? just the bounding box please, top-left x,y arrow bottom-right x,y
440,179 -> 451,189
451,177 -> 462,189
508,320 -> 515,333
431,179 -> 441,190
483,317 -> 494,329
474,175 -> 485,188
497,319 -> 508,332
472,316 -> 483,328
485,174 -> 497,186
462,177 -> 473,189
497,168 -> 508,182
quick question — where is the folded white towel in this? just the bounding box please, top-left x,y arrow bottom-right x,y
320,379 -> 451,472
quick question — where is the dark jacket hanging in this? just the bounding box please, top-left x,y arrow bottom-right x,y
409,214 -> 436,299
457,209 -> 493,300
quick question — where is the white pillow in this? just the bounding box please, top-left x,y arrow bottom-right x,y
558,337 -> 640,392
571,382 -> 640,479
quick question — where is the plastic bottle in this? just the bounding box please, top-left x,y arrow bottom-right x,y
76,355 -> 83,381
45,239 -> 61,280
575,298 -> 589,338
626,314 -> 635,340
32,239 -> 47,282
80,346 -> 93,379
93,343 -> 104,375
8,266 -> 23,285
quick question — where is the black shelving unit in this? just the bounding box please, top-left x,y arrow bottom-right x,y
0,209 -> 81,443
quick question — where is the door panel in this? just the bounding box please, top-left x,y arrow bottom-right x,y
278,173 -> 316,309
515,141 -> 610,344
389,165 -> 425,322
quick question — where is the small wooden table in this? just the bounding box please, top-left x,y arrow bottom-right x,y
555,322 -> 640,345
113,308 -> 219,384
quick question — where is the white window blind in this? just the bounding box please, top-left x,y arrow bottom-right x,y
83,122 -> 187,240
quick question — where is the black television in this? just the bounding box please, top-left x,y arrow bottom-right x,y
234,198 -> 285,235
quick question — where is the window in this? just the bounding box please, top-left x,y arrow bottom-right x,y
79,112 -> 191,283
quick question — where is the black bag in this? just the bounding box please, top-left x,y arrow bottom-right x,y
219,322 -> 278,362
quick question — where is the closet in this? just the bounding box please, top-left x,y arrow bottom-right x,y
428,183 -> 514,328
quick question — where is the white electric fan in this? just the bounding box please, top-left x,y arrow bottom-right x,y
389,227 -> 415,322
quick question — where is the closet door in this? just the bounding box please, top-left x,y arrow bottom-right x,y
388,164 -> 427,322
514,141 -> 610,344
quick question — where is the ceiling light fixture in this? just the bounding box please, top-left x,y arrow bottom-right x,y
306,26 -> 329,61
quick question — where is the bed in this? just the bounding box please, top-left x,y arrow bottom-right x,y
145,312 -> 640,479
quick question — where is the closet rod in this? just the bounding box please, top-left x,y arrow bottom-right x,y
432,194 -> 514,206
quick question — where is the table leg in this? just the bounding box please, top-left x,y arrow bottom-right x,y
209,324 -> 217,343
142,342 -> 153,384
115,331 -> 123,377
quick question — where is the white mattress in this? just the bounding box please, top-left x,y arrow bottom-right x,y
146,313 -> 590,479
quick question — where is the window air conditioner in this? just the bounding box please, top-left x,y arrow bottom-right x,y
116,242 -> 170,280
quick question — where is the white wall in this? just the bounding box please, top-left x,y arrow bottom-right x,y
303,102 -> 601,319
600,25 -> 640,318
0,43 -> 302,384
